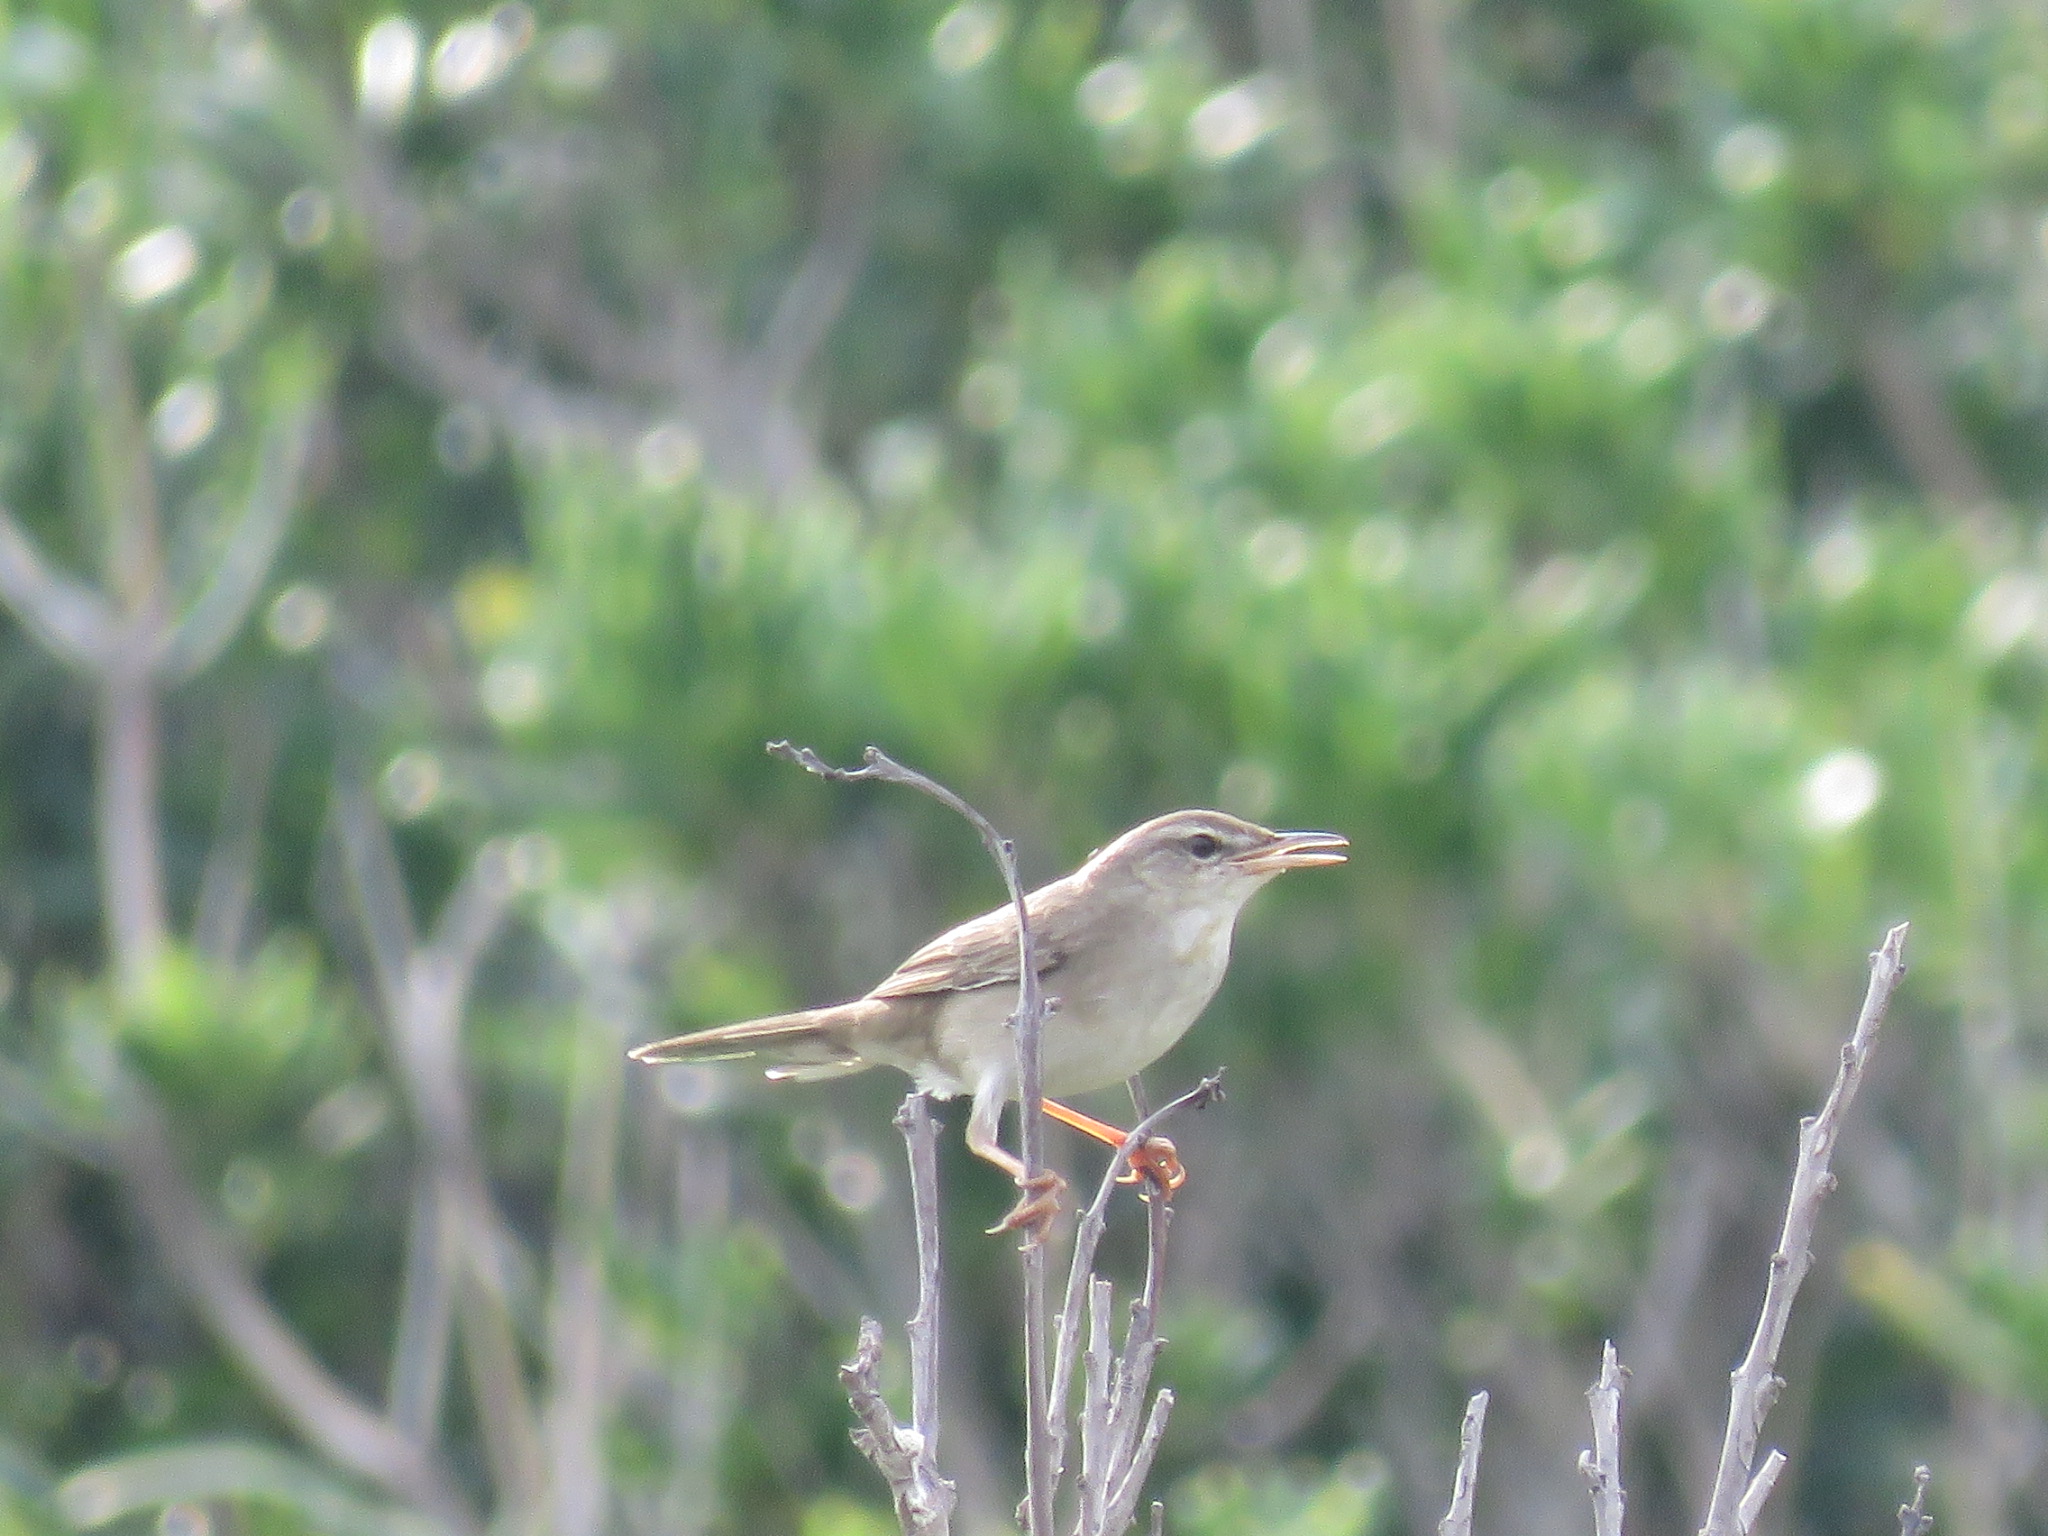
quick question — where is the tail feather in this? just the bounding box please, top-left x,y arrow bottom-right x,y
628,1002 -> 879,1081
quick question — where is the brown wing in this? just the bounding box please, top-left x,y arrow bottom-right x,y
869,878 -> 1076,999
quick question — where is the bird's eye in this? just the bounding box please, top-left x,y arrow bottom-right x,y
1188,833 -> 1222,861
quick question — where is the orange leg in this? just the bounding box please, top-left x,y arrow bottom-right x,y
967,1084 -> 1066,1242
1041,1098 -> 1187,1193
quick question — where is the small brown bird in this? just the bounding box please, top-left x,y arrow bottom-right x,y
629,809 -> 1346,1232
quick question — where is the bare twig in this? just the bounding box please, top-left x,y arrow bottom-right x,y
837,1094 -> 955,1535
1733,1450 -> 1785,1535
767,741 -> 1057,1534
1047,1074 -> 1224,1495
1439,1392 -> 1488,1536
841,1318 -> 956,1536
896,1095 -> 948,1469
1897,1465 -> 1932,1536
1697,924 -> 1910,1536
1579,1342 -> 1625,1536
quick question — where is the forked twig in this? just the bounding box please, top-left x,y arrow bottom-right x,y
1696,924 -> 1910,1536
1048,1072 -> 1224,1502
837,1094 -> 956,1535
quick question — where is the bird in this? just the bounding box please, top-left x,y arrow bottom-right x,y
628,809 -> 1347,1234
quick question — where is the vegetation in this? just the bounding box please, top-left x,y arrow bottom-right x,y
1,0 -> 2046,1531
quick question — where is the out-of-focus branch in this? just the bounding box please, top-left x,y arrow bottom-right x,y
193,696 -> 282,966
387,1178 -> 457,1442
353,113 -> 885,502
1897,1465 -> 1932,1536
543,933 -> 634,1536
1579,1342 -> 1624,1536
840,1094 -> 956,1536
1858,321 -> 1999,535
751,130 -> 887,407
158,395 -> 321,682
98,659 -> 168,994
1249,0 -> 1360,263
765,741 -> 1057,1534
0,505 -> 115,670
329,783 -> 546,1511
1439,1392 -> 1488,1536
1384,0 -> 1459,195
1696,924 -> 1910,1536
105,1072 -> 474,1531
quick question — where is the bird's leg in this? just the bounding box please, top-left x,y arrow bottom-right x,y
1041,1098 -> 1186,1194
966,1084 -> 1065,1241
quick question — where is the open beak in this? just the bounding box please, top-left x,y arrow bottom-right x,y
1231,828 -> 1349,874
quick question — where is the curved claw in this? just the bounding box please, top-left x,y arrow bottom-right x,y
1113,1134 -> 1185,1194
989,1168 -> 1068,1244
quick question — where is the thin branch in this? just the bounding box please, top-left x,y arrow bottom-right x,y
97,662 -> 169,996
193,695 -> 282,966
1733,1450 -> 1785,1535
1697,924 -> 1911,1536
1897,1465 -> 1932,1536
896,1094 -> 947,1465
1438,1392 -> 1488,1536
837,1094 -> 956,1535
1858,322 -> 1998,534
767,740 -> 1057,1535
329,783 -> 545,1510
386,1176 -> 457,1442
0,503 -> 115,669
542,990 -> 629,1536
1047,1074 -> 1225,1492
105,1071 -> 474,1531
158,395 -> 321,682
1579,1342 -> 1625,1536
840,1318 -> 956,1536
328,778 -> 422,1020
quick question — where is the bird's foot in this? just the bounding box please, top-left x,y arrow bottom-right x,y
988,1169 -> 1068,1244
1114,1135 -> 1186,1195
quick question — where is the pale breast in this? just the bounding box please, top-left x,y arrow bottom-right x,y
917,894 -> 1241,1100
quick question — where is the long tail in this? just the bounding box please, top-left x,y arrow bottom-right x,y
627,1000 -> 884,1083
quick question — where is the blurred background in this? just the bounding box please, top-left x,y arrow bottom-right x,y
0,0 -> 2042,1532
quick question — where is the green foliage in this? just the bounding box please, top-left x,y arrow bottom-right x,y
1,0 -> 2046,1529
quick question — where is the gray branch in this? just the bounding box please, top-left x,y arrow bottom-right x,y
1697,924 -> 1910,1536
0,504 -> 115,670
1439,1392 -> 1489,1536
1579,1341 -> 1625,1536
841,1318 -> 956,1536
1897,1465 -> 1932,1536
838,1094 -> 956,1535
1733,1450 -> 1786,1535
158,394 -> 320,682
1047,1074 -> 1224,1513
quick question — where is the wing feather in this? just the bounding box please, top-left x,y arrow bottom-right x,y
869,879 -> 1077,999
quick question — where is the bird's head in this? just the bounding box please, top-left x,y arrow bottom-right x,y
1086,809 -> 1348,913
